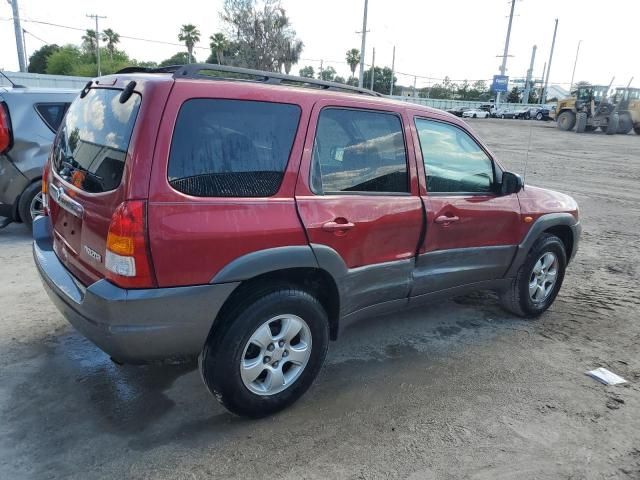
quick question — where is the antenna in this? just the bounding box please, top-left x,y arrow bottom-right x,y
522,119 -> 534,188
0,70 -> 25,88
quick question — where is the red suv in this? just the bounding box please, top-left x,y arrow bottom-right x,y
34,64 -> 580,417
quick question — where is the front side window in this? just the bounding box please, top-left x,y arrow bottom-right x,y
168,99 -> 300,197
52,88 -> 141,193
311,108 -> 408,194
414,118 -> 494,194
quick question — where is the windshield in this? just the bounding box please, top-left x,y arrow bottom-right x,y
52,88 -> 141,193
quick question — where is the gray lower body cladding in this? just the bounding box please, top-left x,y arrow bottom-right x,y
33,216 -> 239,363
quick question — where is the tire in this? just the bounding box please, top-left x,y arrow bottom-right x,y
501,114 -> 505,119
500,233 -> 567,318
17,181 -> 43,229
575,112 -> 587,133
200,287 -> 329,418
557,111 -> 576,131
606,113 -> 619,135
536,112 -> 543,121
473,114 -> 477,118
617,114 -> 633,134
634,125 -> 640,135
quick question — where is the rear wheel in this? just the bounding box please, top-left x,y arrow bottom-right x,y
606,113 -> 619,135
200,287 -> 329,418
557,111 -> 576,131
473,114 -> 477,118
500,233 -> 567,318
501,114 -> 506,119
536,112 -> 543,120
575,112 -> 587,133
17,181 -> 43,229
634,125 -> 640,135
617,114 -> 633,134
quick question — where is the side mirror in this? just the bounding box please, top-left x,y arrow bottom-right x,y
500,171 -> 523,195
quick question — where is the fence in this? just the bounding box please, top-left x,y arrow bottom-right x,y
389,96 -> 551,112
0,71 -> 88,89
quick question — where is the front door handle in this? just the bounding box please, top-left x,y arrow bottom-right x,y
322,219 -> 355,233
434,215 -> 460,225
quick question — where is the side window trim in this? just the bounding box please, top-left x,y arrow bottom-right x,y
310,106 -> 411,196
34,102 -> 70,133
413,116 -> 500,196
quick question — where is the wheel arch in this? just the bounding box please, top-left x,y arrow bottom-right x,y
506,213 -> 578,277
210,246 -> 343,341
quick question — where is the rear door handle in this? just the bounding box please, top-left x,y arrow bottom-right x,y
434,215 -> 460,224
322,219 -> 355,232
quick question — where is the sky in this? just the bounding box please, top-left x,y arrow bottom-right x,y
1,0 -> 638,90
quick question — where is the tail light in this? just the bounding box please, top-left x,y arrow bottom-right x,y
0,102 -> 12,154
105,201 -> 156,289
41,159 -> 51,216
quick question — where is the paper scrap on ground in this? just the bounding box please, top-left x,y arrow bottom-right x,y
586,367 -> 627,385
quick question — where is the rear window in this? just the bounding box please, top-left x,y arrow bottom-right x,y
35,103 -> 70,132
52,88 -> 141,193
167,99 -> 301,197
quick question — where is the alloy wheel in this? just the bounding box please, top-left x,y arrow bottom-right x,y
30,192 -> 44,219
240,314 -> 312,396
529,252 -> 559,302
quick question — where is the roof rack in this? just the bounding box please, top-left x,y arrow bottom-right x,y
116,63 -> 383,97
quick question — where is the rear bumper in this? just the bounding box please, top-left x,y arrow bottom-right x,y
32,216 -> 239,363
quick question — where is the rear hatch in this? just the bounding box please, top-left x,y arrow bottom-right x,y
47,84 -> 144,286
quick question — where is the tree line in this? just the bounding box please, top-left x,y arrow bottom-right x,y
24,0 -> 529,101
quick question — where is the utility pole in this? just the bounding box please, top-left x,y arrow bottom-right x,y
496,0 -> 517,106
358,0 -> 368,88
9,0 -> 27,72
319,59 -> 323,79
569,40 -> 582,90
369,47 -> 375,91
539,61 -> 546,104
522,45 -> 537,104
541,18 -> 558,104
22,28 -> 28,67
389,46 -> 396,96
87,14 -> 107,76
412,76 -> 417,97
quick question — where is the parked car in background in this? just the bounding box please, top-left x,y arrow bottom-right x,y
446,106 -> 469,117
34,64 -> 580,418
493,108 -> 516,119
462,108 -> 490,118
0,86 -> 77,229
532,107 -> 551,121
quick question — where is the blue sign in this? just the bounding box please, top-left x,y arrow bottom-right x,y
492,75 -> 509,92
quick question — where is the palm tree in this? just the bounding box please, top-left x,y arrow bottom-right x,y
101,28 -> 120,61
282,40 -> 303,75
81,29 -> 97,56
346,48 -> 360,80
209,33 -> 228,65
178,24 -> 200,64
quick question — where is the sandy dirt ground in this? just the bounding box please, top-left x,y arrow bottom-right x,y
1,119 -> 639,479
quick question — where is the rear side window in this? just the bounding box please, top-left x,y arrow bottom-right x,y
35,103 -> 70,132
52,88 -> 141,193
310,108 -> 408,194
168,99 -> 301,197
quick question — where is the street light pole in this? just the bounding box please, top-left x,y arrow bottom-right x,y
497,0 -> 516,106
358,0 -> 368,88
369,47 -> 375,91
9,0 -> 27,72
87,14 -> 107,76
542,18 -> 558,104
570,40 -> 582,91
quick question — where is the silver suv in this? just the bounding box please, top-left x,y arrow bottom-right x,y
0,86 -> 78,229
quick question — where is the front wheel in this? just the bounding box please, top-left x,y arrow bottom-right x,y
536,112 -> 543,120
500,233 -> 567,317
200,287 -> 329,418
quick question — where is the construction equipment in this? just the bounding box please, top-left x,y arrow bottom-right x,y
555,78 -> 619,134
611,82 -> 640,135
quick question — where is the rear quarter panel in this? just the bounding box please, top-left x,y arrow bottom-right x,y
147,81 -> 313,287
